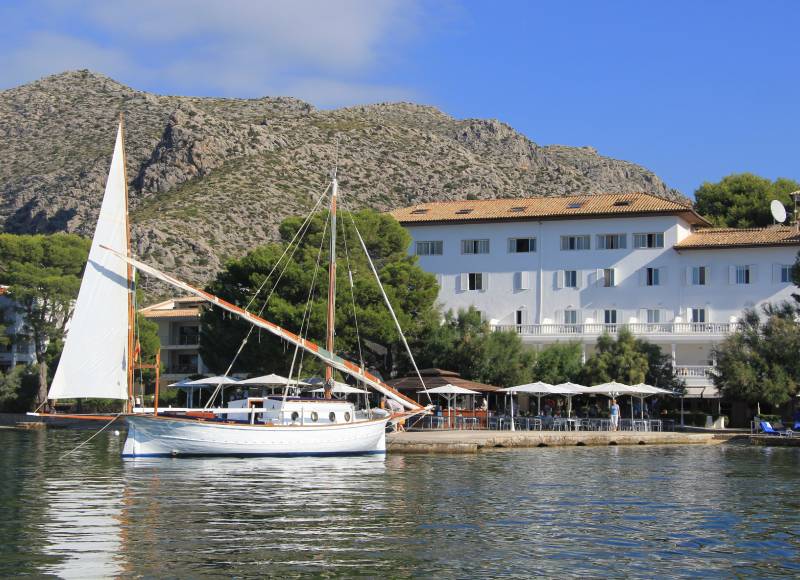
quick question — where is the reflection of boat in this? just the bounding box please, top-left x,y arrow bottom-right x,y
42,119 -> 427,457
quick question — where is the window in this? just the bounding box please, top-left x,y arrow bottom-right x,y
633,232 -> 664,248
560,235 -> 591,250
515,309 -> 526,325
596,234 -> 627,250
515,271 -> 530,290
602,268 -> 615,287
178,326 -> 199,345
604,309 -> 617,324
735,265 -> 751,285
691,266 -> 707,286
508,237 -> 536,253
613,199 -> 632,207
176,353 -> 198,373
646,267 -> 660,286
564,270 -> 578,288
455,208 -> 474,215
509,206 -> 526,213
567,201 -> 584,209
781,265 -> 792,283
461,239 -> 489,254
646,309 -> 660,324
690,308 -> 706,323
410,208 -> 429,215
468,273 -> 484,291
415,240 -> 443,256
564,310 -> 578,324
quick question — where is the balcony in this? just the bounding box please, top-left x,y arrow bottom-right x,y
491,322 -> 740,340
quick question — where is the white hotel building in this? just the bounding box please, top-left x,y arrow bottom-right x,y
392,193 -> 800,398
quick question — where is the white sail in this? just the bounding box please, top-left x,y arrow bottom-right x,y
48,123 -> 130,400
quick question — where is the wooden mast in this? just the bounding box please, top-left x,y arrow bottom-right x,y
120,112 -> 135,414
324,176 -> 338,399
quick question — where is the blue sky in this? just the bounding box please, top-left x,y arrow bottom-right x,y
0,0 -> 798,196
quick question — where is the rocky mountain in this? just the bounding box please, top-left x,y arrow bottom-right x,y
0,70 -> 683,289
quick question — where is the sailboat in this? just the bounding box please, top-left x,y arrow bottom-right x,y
42,118 -> 428,457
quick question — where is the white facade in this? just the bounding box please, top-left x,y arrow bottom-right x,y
0,288 -> 37,372
403,215 -> 799,396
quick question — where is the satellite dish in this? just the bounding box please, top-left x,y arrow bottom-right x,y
771,200 -> 787,223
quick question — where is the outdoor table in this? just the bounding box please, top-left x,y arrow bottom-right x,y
563,417 -> 579,431
458,416 -> 479,430
649,419 -> 662,431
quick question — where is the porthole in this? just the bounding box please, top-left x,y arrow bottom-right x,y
310,411 -> 318,422
329,412 -> 336,423
344,412 -> 351,422
291,411 -> 299,422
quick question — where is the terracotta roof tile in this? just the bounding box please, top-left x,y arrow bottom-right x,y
391,192 -> 709,226
675,226 -> 800,249
140,308 -> 201,319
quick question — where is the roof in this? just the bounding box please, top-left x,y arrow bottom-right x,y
139,295 -> 204,319
391,192 -> 710,226
674,226 -> 800,250
386,368 -> 499,394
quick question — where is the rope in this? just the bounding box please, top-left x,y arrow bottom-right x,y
203,184 -> 330,408
346,212 -> 431,404
283,208 -> 330,405
59,413 -> 122,459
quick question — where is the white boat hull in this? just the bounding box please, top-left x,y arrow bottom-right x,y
122,415 -> 388,457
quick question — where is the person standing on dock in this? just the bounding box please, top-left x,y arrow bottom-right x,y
610,399 -> 620,431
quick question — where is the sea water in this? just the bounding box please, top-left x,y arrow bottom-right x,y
0,429 -> 798,578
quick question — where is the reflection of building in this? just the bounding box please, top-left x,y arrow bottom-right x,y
139,296 -> 207,386
393,193 -> 800,399
0,285 -> 37,372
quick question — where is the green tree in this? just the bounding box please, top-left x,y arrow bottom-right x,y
694,173 -> 800,228
0,365 -> 40,412
0,234 -> 90,408
712,305 -> 800,408
413,308 -> 535,387
636,339 -> 685,394
532,342 -> 583,384
581,328 -> 649,385
200,210 -> 439,378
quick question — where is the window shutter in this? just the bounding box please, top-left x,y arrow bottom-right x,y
458,273 -> 467,292
638,309 -> 647,323
639,269 -> 646,286
749,264 -> 757,283
659,267 -> 667,285
684,267 -> 691,285
728,266 -> 736,285
554,309 -> 562,324
508,238 -> 515,253
576,271 -> 583,288
557,270 -> 564,289
661,308 -> 670,323
482,273 -> 489,291
772,263 -> 780,284
520,271 -> 530,290
610,268 -> 616,287
705,265 -> 711,286
595,269 -> 603,287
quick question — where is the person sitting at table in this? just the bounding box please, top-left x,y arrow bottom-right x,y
588,403 -> 599,419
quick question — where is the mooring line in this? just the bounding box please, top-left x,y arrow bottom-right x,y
59,413 -> 123,459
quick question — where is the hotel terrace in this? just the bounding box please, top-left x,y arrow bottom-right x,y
392,192 -> 800,398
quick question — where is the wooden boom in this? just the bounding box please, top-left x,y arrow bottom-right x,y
101,246 -> 425,412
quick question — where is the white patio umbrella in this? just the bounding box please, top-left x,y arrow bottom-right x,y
582,381 -> 637,419
554,382 -> 586,417
238,373 -> 310,387
184,375 -> 240,385
499,381 -> 559,431
630,383 -> 673,420
418,384 -> 480,428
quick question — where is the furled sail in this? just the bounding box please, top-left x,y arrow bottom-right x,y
48,123 -> 131,400
102,247 -> 425,412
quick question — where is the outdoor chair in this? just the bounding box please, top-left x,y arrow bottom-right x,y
759,421 -> 793,436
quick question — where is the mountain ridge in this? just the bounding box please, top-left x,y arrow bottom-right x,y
0,70 -> 684,288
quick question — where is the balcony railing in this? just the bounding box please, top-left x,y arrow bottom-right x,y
675,365 -> 714,378
492,322 -> 740,337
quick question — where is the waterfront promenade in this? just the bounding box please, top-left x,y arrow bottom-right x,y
387,429 -> 727,453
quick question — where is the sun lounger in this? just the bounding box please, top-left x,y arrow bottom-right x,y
759,421 -> 793,436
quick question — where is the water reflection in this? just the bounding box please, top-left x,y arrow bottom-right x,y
1,431 -> 799,578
